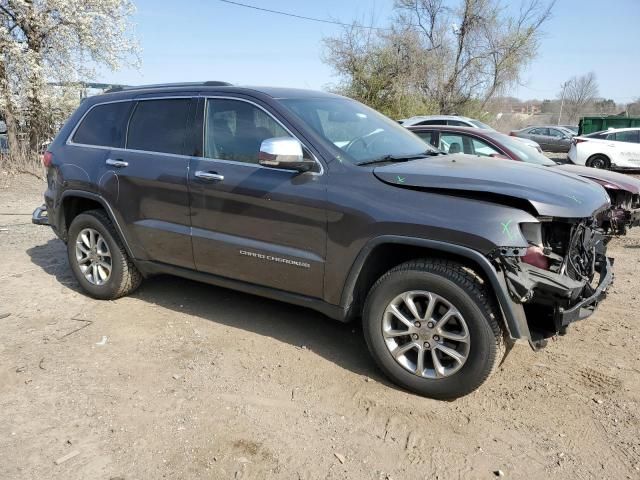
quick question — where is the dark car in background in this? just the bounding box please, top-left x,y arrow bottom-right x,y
409,125 -> 640,235
0,134 -> 9,155
509,125 -> 574,152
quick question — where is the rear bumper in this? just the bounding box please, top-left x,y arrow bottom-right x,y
555,256 -> 613,327
32,205 -> 49,226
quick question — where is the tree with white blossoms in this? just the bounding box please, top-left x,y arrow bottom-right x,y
0,0 -> 139,157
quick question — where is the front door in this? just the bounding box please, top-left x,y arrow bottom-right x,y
188,97 -> 327,298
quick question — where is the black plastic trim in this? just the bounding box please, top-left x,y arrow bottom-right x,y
59,190 -> 135,259
136,260 -> 347,321
341,235 -> 531,341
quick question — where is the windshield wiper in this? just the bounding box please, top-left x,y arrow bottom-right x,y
356,151 -> 441,166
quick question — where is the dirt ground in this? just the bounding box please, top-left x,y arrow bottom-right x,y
1,173 -> 639,480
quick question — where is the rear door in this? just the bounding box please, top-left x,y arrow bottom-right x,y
528,128 -> 549,149
611,130 -> 640,166
548,127 -> 571,152
103,97 -> 196,268
188,97 -> 327,298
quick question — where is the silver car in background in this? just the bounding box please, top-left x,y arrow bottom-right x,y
400,114 -> 543,152
509,125 -> 574,152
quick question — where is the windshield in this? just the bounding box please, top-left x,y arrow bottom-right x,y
280,97 -> 438,164
487,132 -> 556,166
468,119 -> 495,131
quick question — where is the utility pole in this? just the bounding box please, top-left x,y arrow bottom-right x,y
558,81 -> 568,125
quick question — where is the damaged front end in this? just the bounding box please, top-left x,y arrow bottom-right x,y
598,189 -> 640,237
492,217 -> 613,349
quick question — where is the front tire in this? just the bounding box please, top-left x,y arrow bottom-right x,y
67,209 -> 142,299
363,259 -> 505,399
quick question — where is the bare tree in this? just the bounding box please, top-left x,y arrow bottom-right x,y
627,98 -> 640,116
323,0 -> 554,117
560,72 -> 599,123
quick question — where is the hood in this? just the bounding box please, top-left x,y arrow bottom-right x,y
373,154 -> 610,218
555,164 -> 640,193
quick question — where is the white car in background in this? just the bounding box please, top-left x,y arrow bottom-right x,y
399,114 -> 543,152
568,128 -> 640,169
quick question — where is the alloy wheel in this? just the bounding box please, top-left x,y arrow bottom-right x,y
382,290 -> 470,379
75,228 -> 112,286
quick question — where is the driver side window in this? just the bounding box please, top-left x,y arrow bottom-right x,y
471,138 -> 501,157
439,134 -> 467,154
204,99 -> 291,164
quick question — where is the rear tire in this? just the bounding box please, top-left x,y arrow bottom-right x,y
363,259 -> 505,399
587,154 -> 609,169
67,209 -> 142,299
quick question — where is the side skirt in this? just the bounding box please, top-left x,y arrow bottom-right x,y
135,260 -> 348,322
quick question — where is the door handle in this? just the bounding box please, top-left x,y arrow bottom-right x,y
195,171 -> 224,182
106,159 -> 129,168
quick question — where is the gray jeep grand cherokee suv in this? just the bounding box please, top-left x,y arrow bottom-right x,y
33,83 -> 613,399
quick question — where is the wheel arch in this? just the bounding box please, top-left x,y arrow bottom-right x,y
59,190 -> 135,259
341,236 -> 530,342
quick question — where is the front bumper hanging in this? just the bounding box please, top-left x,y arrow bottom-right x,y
32,205 -> 49,226
556,256 -> 614,327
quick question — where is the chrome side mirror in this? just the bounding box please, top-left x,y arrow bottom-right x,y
258,137 -> 316,172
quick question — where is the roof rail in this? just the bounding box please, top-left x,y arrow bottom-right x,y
104,81 -> 232,93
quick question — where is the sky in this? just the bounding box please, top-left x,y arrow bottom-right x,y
99,0 -> 640,104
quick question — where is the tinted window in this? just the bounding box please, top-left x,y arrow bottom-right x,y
126,99 -> 191,155
205,99 -> 290,164
447,120 -> 468,126
613,130 -> 640,143
413,131 -> 435,146
73,102 -> 132,147
587,131 -> 608,139
417,120 -> 446,126
530,128 -> 549,136
548,128 -> 565,138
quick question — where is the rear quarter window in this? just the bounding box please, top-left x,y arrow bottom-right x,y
72,102 -> 133,147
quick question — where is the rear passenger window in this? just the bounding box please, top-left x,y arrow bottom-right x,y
613,131 -> 639,143
127,99 -> 191,155
72,102 -> 132,147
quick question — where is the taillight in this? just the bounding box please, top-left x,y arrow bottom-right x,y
522,246 -> 550,270
573,138 -> 587,145
509,132 -> 516,136
42,151 -> 53,167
